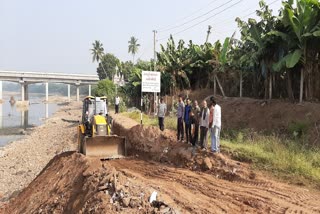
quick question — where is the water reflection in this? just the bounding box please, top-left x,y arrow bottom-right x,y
45,102 -> 48,119
0,97 -> 58,130
0,102 -> 2,129
0,96 -> 58,147
21,110 -> 29,130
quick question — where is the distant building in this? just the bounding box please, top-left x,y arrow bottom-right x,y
113,73 -> 125,86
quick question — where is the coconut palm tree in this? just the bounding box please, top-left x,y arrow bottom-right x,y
128,36 -> 140,63
91,40 -> 107,76
91,40 -> 104,63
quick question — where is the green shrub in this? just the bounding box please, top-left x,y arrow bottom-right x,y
93,79 -> 116,98
288,121 -> 309,138
119,101 -> 127,113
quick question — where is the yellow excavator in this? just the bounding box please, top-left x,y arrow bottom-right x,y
78,96 -> 126,159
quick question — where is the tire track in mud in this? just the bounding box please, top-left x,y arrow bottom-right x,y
109,158 -> 320,214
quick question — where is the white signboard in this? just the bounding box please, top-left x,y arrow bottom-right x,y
141,71 -> 161,93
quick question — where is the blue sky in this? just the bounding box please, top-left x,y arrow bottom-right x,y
0,0 -> 282,75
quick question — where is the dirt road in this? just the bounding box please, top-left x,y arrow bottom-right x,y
110,158 -> 320,214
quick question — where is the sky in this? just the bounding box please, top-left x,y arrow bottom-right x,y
0,0 -> 282,75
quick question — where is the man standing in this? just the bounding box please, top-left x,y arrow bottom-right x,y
115,95 -> 120,114
199,100 -> 210,150
210,97 -> 221,153
192,100 -> 201,146
176,95 -> 185,141
158,97 -> 167,131
184,98 -> 192,144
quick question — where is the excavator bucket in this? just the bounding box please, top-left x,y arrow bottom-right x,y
82,135 -> 126,159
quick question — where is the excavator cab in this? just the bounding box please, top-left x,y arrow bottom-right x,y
78,96 -> 126,159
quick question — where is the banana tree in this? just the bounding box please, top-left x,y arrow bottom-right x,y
157,36 -> 190,92
236,0 -> 281,100
187,41 -> 216,89
279,0 -> 320,102
210,36 -> 234,97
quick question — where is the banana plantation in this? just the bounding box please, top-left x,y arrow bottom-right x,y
96,0 -> 320,104
155,0 -> 320,102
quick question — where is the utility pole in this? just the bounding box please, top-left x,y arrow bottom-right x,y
153,30 -> 157,70
152,30 -> 157,115
206,25 -> 216,94
205,25 -> 212,43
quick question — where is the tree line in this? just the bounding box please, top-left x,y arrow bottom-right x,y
92,0 -> 320,105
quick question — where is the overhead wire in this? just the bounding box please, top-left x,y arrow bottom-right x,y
212,0 -> 280,27
157,0 -> 221,32
157,0 -> 244,41
137,43 -> 153,59
157,0 -> 237,33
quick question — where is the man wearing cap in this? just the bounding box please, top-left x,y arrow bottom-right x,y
209,97 -> 221,153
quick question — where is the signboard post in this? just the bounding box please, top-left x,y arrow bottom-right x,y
141,71 -> 161,124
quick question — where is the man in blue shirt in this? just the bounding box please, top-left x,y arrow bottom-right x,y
184,98 -> 192,144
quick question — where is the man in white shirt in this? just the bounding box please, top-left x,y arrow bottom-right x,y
115,96 -> 120,114
209,97 -> 221,153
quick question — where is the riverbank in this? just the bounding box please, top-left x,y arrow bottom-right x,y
0,101 -> 81,202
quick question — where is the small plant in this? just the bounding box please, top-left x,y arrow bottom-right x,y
119,101 -> 127,113
288,121 -> 309,138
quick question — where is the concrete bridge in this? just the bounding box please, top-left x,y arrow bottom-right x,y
0,70 -> 99,101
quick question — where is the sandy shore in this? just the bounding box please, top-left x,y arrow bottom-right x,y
0,101 -> 82,201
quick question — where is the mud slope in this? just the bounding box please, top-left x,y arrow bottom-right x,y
189,92 -> 320,144
1,152 -> 177,214
3,152 -> 320,214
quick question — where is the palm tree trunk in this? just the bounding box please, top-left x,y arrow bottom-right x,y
215,74 -> 225,97
299,68 -> 304,103
100,62 -> 108,79
269,72 -> 272,100
287,70 -> 294,100
315,61 -> 320,100
239,70 -> 243,98
213,74 -> 217,95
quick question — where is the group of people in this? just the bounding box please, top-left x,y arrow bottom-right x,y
158,95 -> 221,153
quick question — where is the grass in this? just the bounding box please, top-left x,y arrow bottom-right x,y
122,111 -> 320,187
122,111 -> 177,130
221,136 -> 320,186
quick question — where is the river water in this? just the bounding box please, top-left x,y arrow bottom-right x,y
0,94 -> 59,147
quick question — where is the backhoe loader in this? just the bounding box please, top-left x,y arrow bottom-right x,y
78,96 -> 126,159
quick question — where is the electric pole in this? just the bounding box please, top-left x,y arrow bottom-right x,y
152,30 -> 157,115
153,30 -> 157,71
205,25 -> 212,43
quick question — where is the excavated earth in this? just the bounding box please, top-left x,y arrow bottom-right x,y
1,100 -> 320,213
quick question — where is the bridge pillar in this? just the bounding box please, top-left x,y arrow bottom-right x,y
45,82 -> 49,102
76,85 -> 80,101
67,84 -> 71,102
21,83 -> 25,101
0,98 -> 2,129
89,84 -> 91,96
24,84 -> 29,100
0,81 -> 2,100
